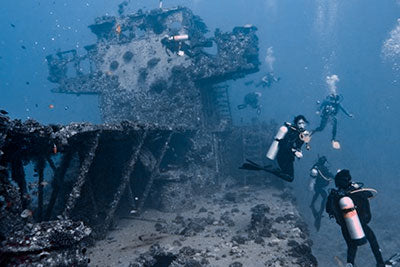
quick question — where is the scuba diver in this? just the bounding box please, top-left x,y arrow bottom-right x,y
161,34 -> 192,57
312,93 -> 353,149
237,92 -> 262,114
309,155 -> 333,231
326,170 -> 400,267
256,72 -> 280,88
240,115 -> 311,182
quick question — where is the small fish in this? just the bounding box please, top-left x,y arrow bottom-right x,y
21,45 -> 26,50
0,110 -> 8,115
53,144 -> 57,154
10,23 -> 15,28
40,181 -> 49,187
49,104 -> 54,109
26,81 -> 30,85
115,24 -> 122,35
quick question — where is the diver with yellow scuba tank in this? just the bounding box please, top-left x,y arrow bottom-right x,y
326,169 -> 399,267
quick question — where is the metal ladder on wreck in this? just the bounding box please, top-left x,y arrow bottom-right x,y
241,124 -> 264,186
213,84 -> 232,126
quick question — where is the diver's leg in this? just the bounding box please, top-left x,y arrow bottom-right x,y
237,104 -> 247,110
332,117 -> 338,140
310,191 -> 319,218
276,153 -> 295,181
364,225 -> 385,265
277,156 -> 294,178
312,116 -> 328,134
341,226 -> 357,264
310,191 -> 318,207
319,189 -> 328,215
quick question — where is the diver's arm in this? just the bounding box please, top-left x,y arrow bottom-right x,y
339,104 -> 353,117
325,193 -> 334,216
291,147 -> 303,158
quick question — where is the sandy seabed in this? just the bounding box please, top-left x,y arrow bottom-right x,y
88,185 -> 316,267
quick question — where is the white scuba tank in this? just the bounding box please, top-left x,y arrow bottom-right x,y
339,196 -> 367,246
169,34 -> 189,41
266,124 -> 289,160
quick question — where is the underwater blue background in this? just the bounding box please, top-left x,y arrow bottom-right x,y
1,0 -> 399,265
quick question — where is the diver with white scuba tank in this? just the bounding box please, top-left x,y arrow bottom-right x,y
326,169 -> 399,267
240,115 -> 311,182
309,155 -> 333,231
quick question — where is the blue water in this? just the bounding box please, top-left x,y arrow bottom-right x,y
1,0 -> 399,265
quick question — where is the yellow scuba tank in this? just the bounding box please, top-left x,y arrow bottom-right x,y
266,124 -> 288,160
339,196 -> 367,245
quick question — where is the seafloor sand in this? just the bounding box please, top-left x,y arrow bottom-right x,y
88,185 -> 316,267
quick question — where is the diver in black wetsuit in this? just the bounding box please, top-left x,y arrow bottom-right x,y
326,170 -> 393,267
237,92 -> 262,114
309,155 -> 333,230
312,94 -> 353,148
239,115 -> 310,182
274,115 -> 310,181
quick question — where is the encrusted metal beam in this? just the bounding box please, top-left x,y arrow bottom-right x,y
36,158 -> 46,221
103,130 -> 148,232
45,150 -> 74,220
136,132 -> 173,214
125,183 -> 136,209
11,156 -> 27,208
85,176 -> 99,221
46,156 -> 57,173
63,132 -> 100,219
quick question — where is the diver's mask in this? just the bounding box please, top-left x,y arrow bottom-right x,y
296,119 -> 307,131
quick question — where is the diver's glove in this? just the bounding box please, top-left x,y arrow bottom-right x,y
294,150 -> 303,159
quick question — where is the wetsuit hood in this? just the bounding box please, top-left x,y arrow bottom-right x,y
335,169 -> 351,189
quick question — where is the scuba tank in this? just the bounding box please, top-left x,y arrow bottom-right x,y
169,34 -> 189,41
338,196 -> 367,246
266,124 -> 288,160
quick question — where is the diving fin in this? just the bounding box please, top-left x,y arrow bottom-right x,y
239,159 -> 294,182
332,140 -> 341,149
239,159 -> 264,171
263,167 -> 294,182
239,163 -> 264,171
385,252 -> 400,266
